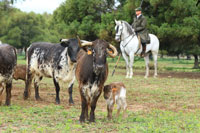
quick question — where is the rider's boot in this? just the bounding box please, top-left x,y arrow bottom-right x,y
140,44 -> 146,57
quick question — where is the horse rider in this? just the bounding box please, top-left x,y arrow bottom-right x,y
132,7 -> 150,57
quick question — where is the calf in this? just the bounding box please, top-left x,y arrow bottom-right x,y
76,39 -> 118,122
103,82 -> 127,119
13,64 -> 26,81
24,38 -> 80,105
0,44 -> 17,105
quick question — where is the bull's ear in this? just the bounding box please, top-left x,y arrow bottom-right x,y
104,85 -> 111,92
82,46 -> 93,55
60,39 -> 70,47
103,85 -> 108,92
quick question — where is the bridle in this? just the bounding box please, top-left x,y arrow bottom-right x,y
115,25 -> 123,41
115,22 -> 135,48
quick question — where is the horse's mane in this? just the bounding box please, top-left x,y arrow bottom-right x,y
122,21 -> 134,35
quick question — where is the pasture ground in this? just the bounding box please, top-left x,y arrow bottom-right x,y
0,56 -> 200,132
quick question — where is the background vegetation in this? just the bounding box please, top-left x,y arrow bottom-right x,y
0,0 -> 200,67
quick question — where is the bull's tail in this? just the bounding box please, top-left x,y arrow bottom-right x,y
24,46 -> 32,100
25,47 -> 29,81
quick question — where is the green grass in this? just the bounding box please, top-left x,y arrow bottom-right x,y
18,55 -> 199,72
0,55 -> 199,132
107,56 -> 200,72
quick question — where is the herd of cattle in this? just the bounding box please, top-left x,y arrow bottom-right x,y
0,38 -> 127,122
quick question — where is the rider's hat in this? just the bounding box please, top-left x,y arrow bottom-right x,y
135,7 -> 142,11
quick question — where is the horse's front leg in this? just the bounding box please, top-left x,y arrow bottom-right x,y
122,52 -> 130,78
144,54 -> 150,78
129,53 -> 135,78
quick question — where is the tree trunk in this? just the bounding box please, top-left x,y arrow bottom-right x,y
193,54 -> 199,69
160,54 -> 164,58
177,54 -> 180,60
186,55 -> 191,60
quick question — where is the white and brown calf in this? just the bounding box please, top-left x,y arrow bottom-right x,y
103,82 -> 127,119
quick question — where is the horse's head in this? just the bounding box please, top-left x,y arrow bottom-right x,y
114,20 -> 123,42
115,20 -> 135,42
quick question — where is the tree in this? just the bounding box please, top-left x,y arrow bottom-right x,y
145,0 -> 200,68
0,3 -> 59,48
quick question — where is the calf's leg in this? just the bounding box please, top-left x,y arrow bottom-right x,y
116,99 -> 122,117
107,104 -> 114,120
122,98 -> 127,118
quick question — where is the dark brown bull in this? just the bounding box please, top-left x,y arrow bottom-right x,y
76,39 -> 118,122
0,44 -> 17,106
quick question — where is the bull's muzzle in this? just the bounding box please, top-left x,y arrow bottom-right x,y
70,58 -> 77,63
94,64 -> 104,75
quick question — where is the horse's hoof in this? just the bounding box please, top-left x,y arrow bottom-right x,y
144,76 -> 148,79
55,100 -> 60,104
36,97 -> 42,101
69,103 -> 74,106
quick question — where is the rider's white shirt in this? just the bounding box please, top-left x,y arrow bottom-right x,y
137,14 -> 142,19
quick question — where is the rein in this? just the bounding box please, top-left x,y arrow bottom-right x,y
121,34 -> 134,48
116,22 -> 142,53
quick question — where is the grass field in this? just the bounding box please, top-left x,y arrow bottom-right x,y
0,55 -> 200,132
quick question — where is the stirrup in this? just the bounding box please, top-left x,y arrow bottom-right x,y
140,52 -> 145,57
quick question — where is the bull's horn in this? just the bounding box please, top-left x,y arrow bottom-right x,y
60,39 -> 69,42
107,44 -> 118,58
77,36 -> 92,47
77,36 -> 82,47
80,42 -> 93,47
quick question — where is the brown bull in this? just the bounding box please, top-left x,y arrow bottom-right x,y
76,39 -> 118,122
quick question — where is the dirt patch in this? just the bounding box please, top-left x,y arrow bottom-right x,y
1,70 -> 200,115
116,71 -> 200,79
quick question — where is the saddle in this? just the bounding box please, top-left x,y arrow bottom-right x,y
137,35 -> 151,45
135,35 -> 150,57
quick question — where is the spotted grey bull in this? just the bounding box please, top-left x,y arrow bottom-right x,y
24,39 -> 80,105
0,43 -> 17,106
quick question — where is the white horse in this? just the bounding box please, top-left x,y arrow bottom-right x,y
114,20 -> 159,78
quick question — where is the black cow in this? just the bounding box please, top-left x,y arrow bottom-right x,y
0,44 -> 17,106
76,39 -> 118,122
24,39 -> 80,105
